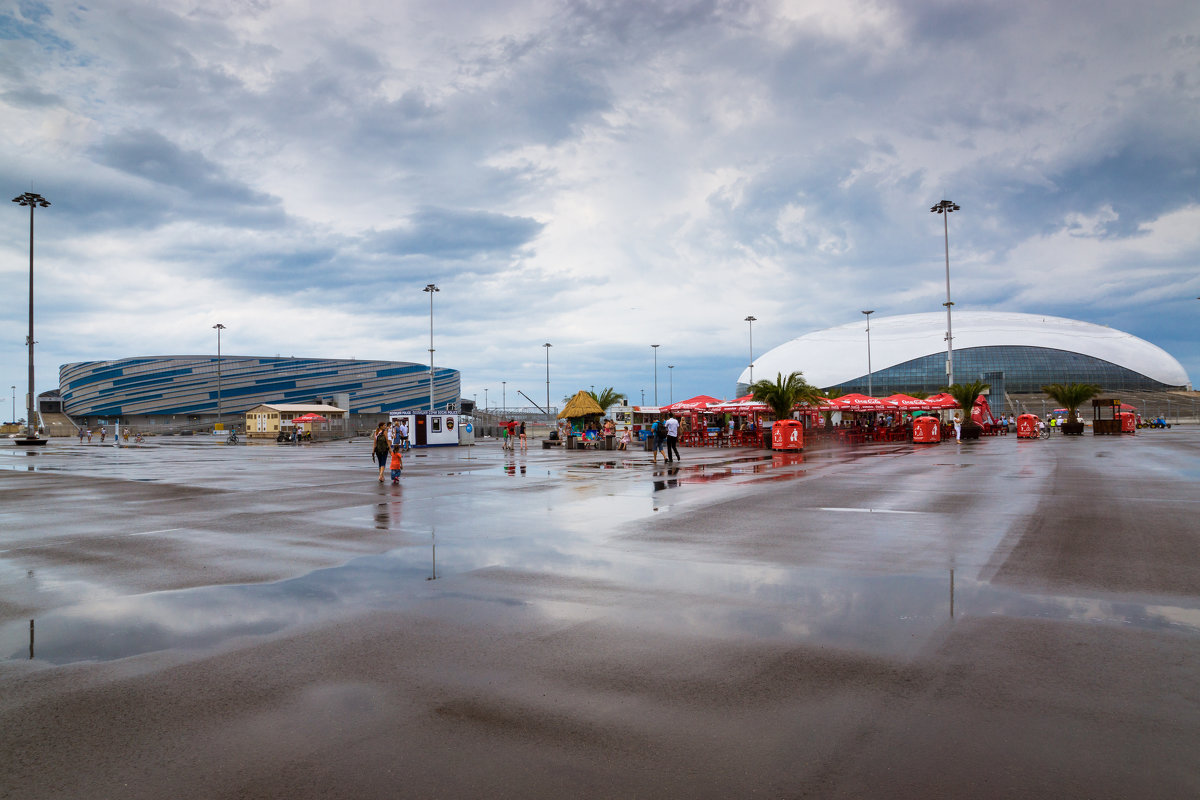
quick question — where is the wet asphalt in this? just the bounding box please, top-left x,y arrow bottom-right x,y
1,431 -> 1198,798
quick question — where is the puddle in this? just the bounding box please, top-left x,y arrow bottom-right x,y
7,545 -> 1199,666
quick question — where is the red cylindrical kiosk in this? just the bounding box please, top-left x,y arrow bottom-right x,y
912,416 -> 940,443
1017,413 -> 1040,438
1119,412 -> 1137,434
771,419 -> 803,451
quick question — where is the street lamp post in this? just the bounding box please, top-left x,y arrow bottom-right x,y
423,284 -> 439,411
501,381 -> 506,416
10,385 -> 14,426
744,316 -> 756,386
862,310 -> 874,395
13,192 -> 49,444
930,200 -> 960,384
668,365 -> 674,405
543,343 -> 552,420
212,323 -> 226,429
651,344 -> 659,406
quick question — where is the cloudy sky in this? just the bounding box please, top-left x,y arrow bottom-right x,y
2,0 -> 1198,414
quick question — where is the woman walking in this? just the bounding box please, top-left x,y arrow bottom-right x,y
372,422 -> 391,482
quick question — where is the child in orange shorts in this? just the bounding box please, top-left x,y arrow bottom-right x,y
389,445 -> 403,484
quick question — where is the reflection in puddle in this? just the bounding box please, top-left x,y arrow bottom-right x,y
7,549 -> 1199,666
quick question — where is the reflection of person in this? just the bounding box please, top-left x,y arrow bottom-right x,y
665,413 -> 681,462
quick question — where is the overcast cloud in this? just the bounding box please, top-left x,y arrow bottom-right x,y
2,0 -> 1198,412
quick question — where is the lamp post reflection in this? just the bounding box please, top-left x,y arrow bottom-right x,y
427,530 -> 437,581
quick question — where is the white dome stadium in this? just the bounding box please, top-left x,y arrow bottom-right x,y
738,311 -> 1190,394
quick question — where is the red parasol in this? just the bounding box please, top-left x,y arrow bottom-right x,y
661,395 -> 723,412
884,393 -> 931,410
832,393 -> 899,411
923,393 -> 960,409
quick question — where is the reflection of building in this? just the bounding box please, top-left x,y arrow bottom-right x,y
60,356 -> 460,421
739,312 -> 1191,396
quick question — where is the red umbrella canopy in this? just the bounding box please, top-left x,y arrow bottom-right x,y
924,393 -> 960,409
291,413 -> 328,423
834,393 -> 899,411
661,395 -> 722,412
712,397 -> 768,413
884,393 -> 931,410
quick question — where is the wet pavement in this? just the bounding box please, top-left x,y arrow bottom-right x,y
1,431 -> 1199,798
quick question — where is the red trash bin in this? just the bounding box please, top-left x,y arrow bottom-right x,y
771,419 -> 804,451
912,416 -> 940,443
1119,412 -> 1137,434
1016,413 -> 1040,439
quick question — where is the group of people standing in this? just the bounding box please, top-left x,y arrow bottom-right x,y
502,420 -> 526,451
371,419 -> 410,483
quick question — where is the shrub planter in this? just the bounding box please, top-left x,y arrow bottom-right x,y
1061,421 -> 1086,436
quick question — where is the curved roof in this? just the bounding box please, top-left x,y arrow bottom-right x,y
739,312 -> 1189,388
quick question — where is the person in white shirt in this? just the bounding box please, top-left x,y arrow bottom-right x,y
664,413 -> 681,462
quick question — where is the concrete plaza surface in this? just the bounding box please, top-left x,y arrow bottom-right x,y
1,431 -> 1198,799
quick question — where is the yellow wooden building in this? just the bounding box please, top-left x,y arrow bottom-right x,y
244,403 -> 347,439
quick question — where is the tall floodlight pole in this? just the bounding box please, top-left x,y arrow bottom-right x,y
862,310 -> 874,395
668,365 -> 674,405
10,385 -> 14,425
212,323 -> 226,428
543,343 -> 552,420
501,381 -> 506,416
651,344 -> 659,406
13,192 -> 49,444
930,200 -> 960,384
423,284 -> 439,411
744,316 -> 756,386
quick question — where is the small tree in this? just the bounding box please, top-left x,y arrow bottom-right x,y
1041,383 -> 1102,424
750,371 -> 822,421
942,381 -> 991,438
819,388 -> 844,430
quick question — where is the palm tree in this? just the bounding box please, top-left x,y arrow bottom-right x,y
588,387 -> 626,411
942,380 -> 991,439
1041,383 -> 1102,425
750,371 -> 822,421
819,387 -> 843,430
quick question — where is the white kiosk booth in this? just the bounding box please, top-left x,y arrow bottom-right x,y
389,412 -> 473,447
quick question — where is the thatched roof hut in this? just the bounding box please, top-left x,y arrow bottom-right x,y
557,390 -> 605,419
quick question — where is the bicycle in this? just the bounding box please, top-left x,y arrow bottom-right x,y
226,432 -> 239,445
1039,426 -> 1050,440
